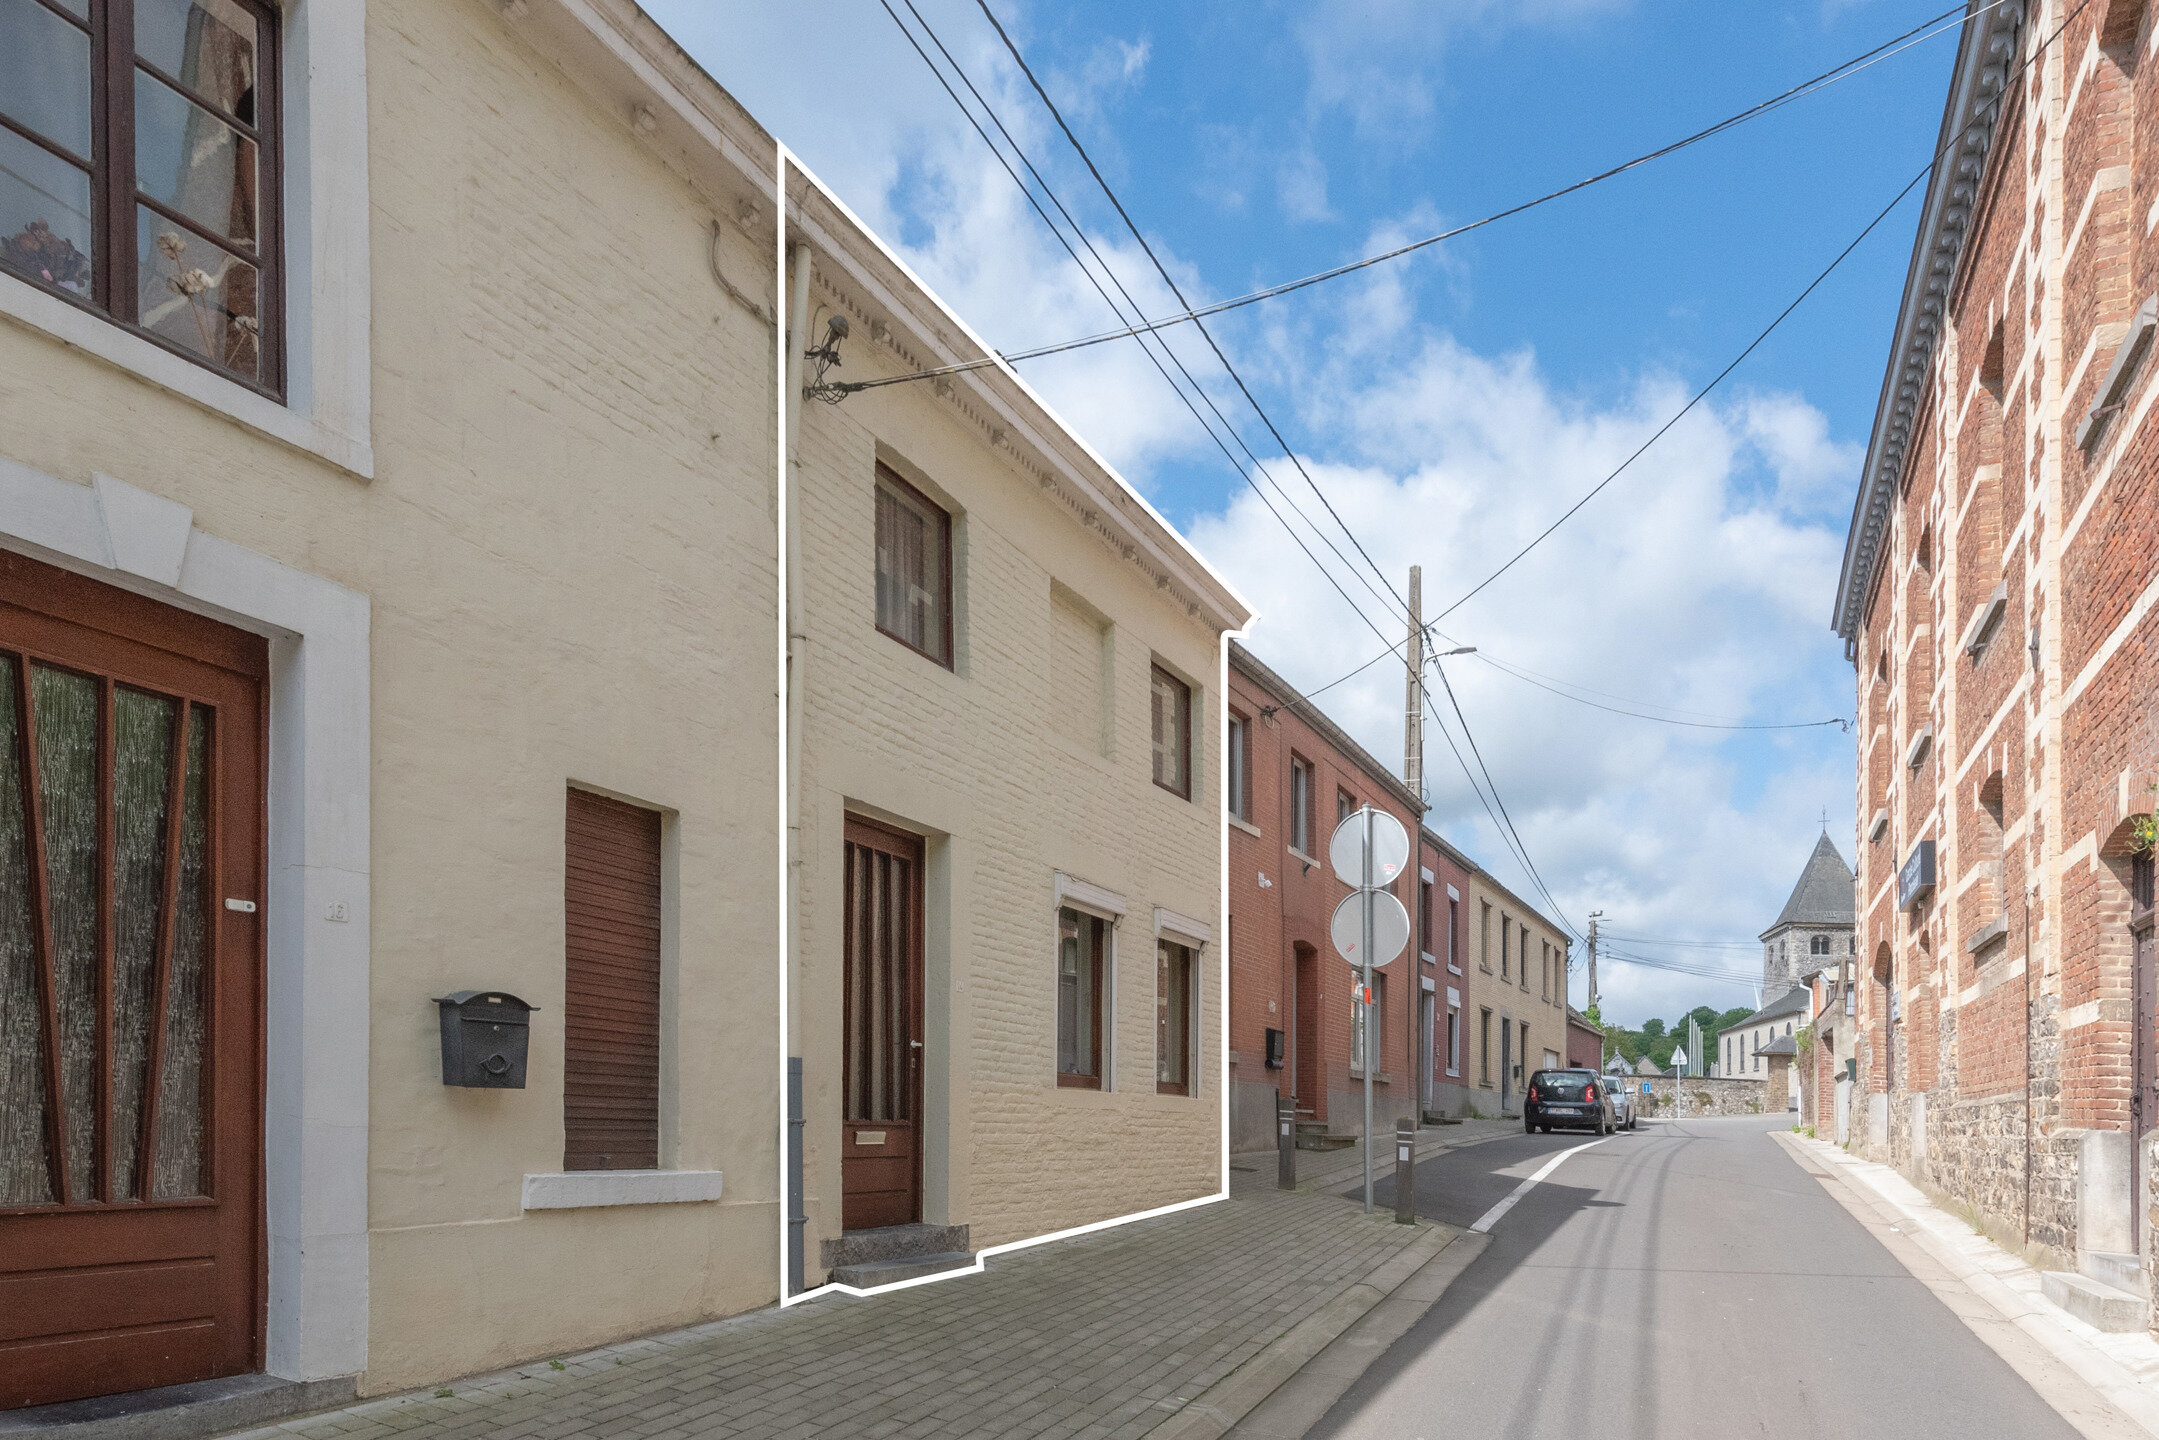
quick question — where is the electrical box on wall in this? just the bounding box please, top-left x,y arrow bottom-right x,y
1265,1027 -> 1285,1069
435,991 -> 536,1088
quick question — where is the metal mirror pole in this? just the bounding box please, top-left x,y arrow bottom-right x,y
1363,806 -> 1376,1214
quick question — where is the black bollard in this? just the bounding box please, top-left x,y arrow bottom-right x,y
1278,1091 -> 1297,1190
1394,1118 -> 1416,1224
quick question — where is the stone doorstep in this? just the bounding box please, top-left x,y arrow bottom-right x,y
2042,1270 -> 2148,1334
0,1375 -> 358,1440
819,1223 -> 970,1270
826,1251 -> 978,1289
2086,1251 -> 2151,1299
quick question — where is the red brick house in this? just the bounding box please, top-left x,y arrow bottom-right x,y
1832,0 -> 2159,1317
1567,1007 -> 1604,1070
1226,644 -> 1570,1150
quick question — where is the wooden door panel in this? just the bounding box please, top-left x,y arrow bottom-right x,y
0,1319 -> 223,1405
0,551 -> 264,1410
0,1257 -> 217,1341
841,817 -> 924,1232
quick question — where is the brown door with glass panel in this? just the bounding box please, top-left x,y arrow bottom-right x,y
0,551 -> 265,1410
841,817 -> 924,1231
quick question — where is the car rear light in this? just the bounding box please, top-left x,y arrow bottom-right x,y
1585,1084 -> 1597,1102
1527,1085 -> 1539,1102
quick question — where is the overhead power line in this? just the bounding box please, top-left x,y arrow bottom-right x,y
1434,0 -> 2093,622
970,0 -> 1408,619
873,0 -> 1407,637
830,0 -> 2000,397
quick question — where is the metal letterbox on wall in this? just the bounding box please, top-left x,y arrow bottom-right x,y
435,991 -> 535,1088
1265,1027 -> 1286,1069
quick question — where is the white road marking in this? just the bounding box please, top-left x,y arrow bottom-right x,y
1468,1137 -> 1609,1234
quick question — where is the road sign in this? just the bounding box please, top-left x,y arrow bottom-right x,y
1330,890 -> 1410,968
1328,808 -> 1410,889
1671,1047 -> 1687,1071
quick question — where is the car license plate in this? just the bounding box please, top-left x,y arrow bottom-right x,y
1550,1104 -> 1581,1113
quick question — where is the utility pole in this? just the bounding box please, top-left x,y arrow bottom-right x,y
1586,911 -> 1602,1016
1404,566 -> 1425,1124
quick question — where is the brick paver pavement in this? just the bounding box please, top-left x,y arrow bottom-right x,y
228,1172 -> 1426,1440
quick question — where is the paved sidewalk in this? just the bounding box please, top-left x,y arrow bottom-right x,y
1782,1131 -> 2159,1437
222,1173 -> 1449,1440
1233,1114 -> 1524,1192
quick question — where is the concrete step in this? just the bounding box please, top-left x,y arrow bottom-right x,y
1293,1122 -> 1354,1152
820,1223 -> 970,1271
2081,1250 -> 2148,1297
827,1251 -> 975,1288
2041,1269 -> 2147,1332
0,1374 -> 357,1440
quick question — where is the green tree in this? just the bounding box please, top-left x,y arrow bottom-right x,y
1641,1018 -> 1667,1041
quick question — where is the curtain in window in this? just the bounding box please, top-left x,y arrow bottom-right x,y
875,476 -> 946,661
1057,907 -> 1099,1083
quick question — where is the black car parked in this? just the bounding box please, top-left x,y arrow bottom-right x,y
1524,1068 -> 1615,1135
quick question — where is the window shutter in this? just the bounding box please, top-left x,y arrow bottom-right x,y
563,789 -> 662,1171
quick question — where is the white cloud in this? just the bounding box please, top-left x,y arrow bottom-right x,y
662,0 -> 1855,1030
1189,335 -> 1856,1027
1276,146 -> 1334,224
1294,0 -> 1627,140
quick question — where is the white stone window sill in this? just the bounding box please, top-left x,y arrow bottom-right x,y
522,1170 -> 723,1211
1227,814 -> 1261,838
0,275 -> 374,480
1287,848 -> 1320,869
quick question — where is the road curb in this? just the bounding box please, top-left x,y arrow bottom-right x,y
1141,1221 -> 1469,1440
1292,1124 -> 1524,1195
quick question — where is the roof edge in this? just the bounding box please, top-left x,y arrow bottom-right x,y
1833,1 -> 2028,648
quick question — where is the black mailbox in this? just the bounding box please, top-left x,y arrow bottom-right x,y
1265,1027 -> 1286,1069
435,991 -> 535,1088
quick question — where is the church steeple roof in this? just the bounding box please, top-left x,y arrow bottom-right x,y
1761,832 -> 1855,937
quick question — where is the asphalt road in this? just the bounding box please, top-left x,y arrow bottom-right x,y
1318,1114 -> 2081,1440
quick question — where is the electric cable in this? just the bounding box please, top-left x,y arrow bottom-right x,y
832,0 -> 2002,394
974,0 -> 1409,618
1434,0 -> 2090,622
1471,652 -> 1851,731
880,0 -> 1411,624
873,0 -> 1407,634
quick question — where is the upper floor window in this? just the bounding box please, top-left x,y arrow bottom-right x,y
874,464 -> 952,666
2,0 -> 280,391
1289,754 -> 1312,854
1150,664 -> 1191,798
1500,915 -> 1511,980
1337,788 -> 1355,824
1810,934 -> 1831,956
1448,893 -> 1461,972
1226,711 -> 1251,823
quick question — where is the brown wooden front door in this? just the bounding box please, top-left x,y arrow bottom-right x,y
841,817 -> 924,1231
0,552 -> 266,1410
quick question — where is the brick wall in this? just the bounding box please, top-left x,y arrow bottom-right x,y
1842,0 -> 2159,1294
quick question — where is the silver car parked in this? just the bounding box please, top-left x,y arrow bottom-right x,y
1605,1078 -> 1641,1130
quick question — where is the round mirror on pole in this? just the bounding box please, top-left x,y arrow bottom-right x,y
1330,890 -> 1411,968
1328,807 -> 1410,889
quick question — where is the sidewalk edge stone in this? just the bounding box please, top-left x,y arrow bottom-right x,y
1139,1222 -> 1466,1440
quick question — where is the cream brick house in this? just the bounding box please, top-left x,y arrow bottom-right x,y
0,0 -> 1244,1421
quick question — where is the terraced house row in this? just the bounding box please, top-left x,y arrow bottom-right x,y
0,0 -> 1252,1417
1829,0 -> 2159,1330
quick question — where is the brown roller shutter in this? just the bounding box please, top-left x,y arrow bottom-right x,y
563,788 -> 661,1171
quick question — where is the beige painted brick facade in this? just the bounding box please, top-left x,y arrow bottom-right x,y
0,0 -> 1244,1405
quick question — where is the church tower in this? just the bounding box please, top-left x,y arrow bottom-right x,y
1760,832 -> 1856,1000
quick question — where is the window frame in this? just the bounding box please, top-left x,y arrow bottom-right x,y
1445,1004 -> 1460,1076
2,0 -> 286,396
1289,754 -> 1313,856
1056,905 -> 1108,1089
1226,710 -> 1251,823
1351,971 -> 1384,1076
1447,892 -> 1461,974
1500,915 -> 1511,980
872,462 -> 955,669
1478,1007 -> 1492,1084
1155,938 -> 1195,1095
1336,787 -> 1356,825
1150,662 -> 1193,800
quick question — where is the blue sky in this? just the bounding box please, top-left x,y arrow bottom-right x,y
663,0 -> 1961,1025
